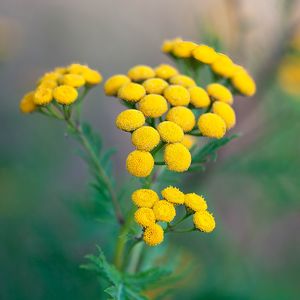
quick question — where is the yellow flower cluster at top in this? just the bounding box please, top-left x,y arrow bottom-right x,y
19,63 -> 102,114
131,186 -> 215,246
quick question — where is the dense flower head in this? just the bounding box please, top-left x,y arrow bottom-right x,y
211,53 -> 235,77
34,87 -> 53,105
128,65 -> 155,82
115,109 -> 145,132
142,78 -> 168,94
192,44 -> 217,64
157,121 -> 184,143
193,211 -> 216,233
153,200 -> 176,222
185,193 -> 207,212
161,37 -> 182,53
163,85 -> 190,106
207,83 -> 233,105
155,64 -> 178,80
104,74 -> 131,96
138,94 -> 168,118
172,41 -> 198,58
143,224 -> 164,246
212,101 -> 236,130
20,91 -> 36,113
169,75 -> 196,88
161,186 -> 185,205
126,150 -> 154,177
166,106 -> 196,132
132,189 -> 159,208
231,66 -> 256,96
189,86 -> 211,108
81,68 -> 102,85
118,82 -> 146,102
131,126 -> 160,151
134,207 -> 156,227
164,143 -> 191,172
62,74 -> 85,88
198,113 -> 226,139
53,85 -> 78,105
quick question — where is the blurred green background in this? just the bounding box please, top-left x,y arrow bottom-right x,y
0,0 -> 300,299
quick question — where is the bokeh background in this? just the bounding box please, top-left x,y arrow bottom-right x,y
1,0 -> 300,299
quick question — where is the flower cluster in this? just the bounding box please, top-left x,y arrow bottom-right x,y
19,63 -> 102,114
132,186 -> 215,246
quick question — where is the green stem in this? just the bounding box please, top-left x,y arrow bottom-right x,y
75,87 -> 91,122
154,161 -> 165,165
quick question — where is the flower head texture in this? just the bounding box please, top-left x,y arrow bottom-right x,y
34,87 -> 53,105
181,135 -> 196,149
143,224 -> 164,246
172,41 -> 197,58
138,94 -> 168,118
207,83 -> 233,105
126,150 -> 154,177
161,186 -> 185,205
134,207 -> 156,227
67,63 -> 89,74
193,211 -> 216,233
53,85 -> 78,105
164,143 -> 191,172
62,74 -> 85,88
189,86 -> 211,108
166,106 -> 196,132
157,121 -> 184,143
131,126 -> 160,151
231,67 -> 256,96
184,193 -> 207,212
128,65 -> 155,81
212,101 -> 236,130
81,68 -> 102,85
118,82 -> 146,102
142,78 -> 168,94
104,74 -> 131,96
169,75 -> 196,88
115,109 -> 145,132
163,85 -> 190,106
153,200 -> 176,222
20,91 -> 36,113
161,37 -> 182,53
39,71 -> 61,82
38,80 -> 58,89
211,53 -> 235,77
192,44 -> 217,64
132,189 -> 159,208
198,113 -> 226,139
155,64 -> 178,80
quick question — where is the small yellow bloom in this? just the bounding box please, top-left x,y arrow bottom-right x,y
207,83 -> 233,105
142,78 -> 168,94
157,121 -> 184,143
169,75 -> 196,88
212,101 -> 236,130
81,68 -> 102,85
104,74 -> 131,96
53,67 -> 67,74
143,223 -> 164,246
193,210 -> 215,233
115,109 -> 145,132
211,53 -> 235,77
62,74 -> 85,88
126,150 -> 154,177
172,41 -> 198,58
155,64 -> 178,80
34,87 -> 53,105
128,65 -> 155,82
164,143 -> 191,172
132,189 -> 159,208
153,200 -> 176,222
189,86 -> 210,108
20,91 -> 36,113
161,37 -> 182,53
161,186 -> 185,205
166,106 -> 195,132
39,71 -> 61,83
38,80 -> 58,89
192,44 -> 217,64
181,135 -> 196,149
198,113 -> 226,139
184,193 -> 207,212
67,63 -> 89,74
118,82 -> 146,102
138,94 -> 168,118
131,126 -> 160,151
53,85 -> 78,105
134,207 -> 156,227
163,85 -> 190,106
231,66 -> 256,96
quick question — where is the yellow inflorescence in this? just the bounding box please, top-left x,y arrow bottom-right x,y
192,44 -> 217,64
193,211 -> 216,233
166,106 -> 195,132
142,78 -> 169,94
115,109 -> 145,132
181,135 -> 196,149
169,75 -> 196,88
198,113 -> 226,139
138,94 -> 168,118
164,143 -> 191,172
131,126 -> 160,151
212,101 -> 236,130
155,64 -> 178,80
20,91 -> 36,113
189,86 -> 211,108
161,37 -> 182,53
172,41 -> 198,58
104,74 -> 131,96
126,150 -> 154,177
134,207 -> 156,227
231,66 -> 256,96
118,82 -> 146,102
62,74 -> 85,88
128,65 -> 155,82
34,87 -> 53,105
163,85 -> 190,106
207,83 -> 233,105
185,193 -> 207,212
211,53 -> 235,78
143,224 -> 164,246
153,200 -> 176,222
161,186 -> 185,205
132,189 -> 159,208
53,85 -> 78,105
157,121 -> 184,143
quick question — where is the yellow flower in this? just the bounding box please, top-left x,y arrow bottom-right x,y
231,66 -> 256,96
169,75 -> 196,88
39,71 -> 61,83
128,65 -> 155,81
164,143 -> 191,172
118,82 -> 146,102
189,86 -> 211,108
34,87 -> 53,105
132,189 -> 159,208
62,74 -> 85,88
157,121 -> 184,143
198,113 -> 226,139
206,83 -> 233,105
163,85 -> 190,106
138,94 -> 168,118
153,200 -> 176,222
104,74 -> 131,96
166,106 -> 195,132
20,91 -> 36,113
143,224 -> 164,246
181,135 -> 196,149
184,193 -> 207,212
192,44 -> 217,64
81,68 -> 102,85
161,186 -> 185,205
115,109 -> 145,132
212,101 -> 236,130
126,150 -> 154,177
38,80 -> 58,89
172,41 -> 198,58
193,210 -> 215,233
53,67 -> 67,74
67,63 -> 89,74
53,85 -> 78,105
155,64 -> 178,80
161,37 -> 182,53
142,78 -> 168,94
134,207 -> 156,227
211,53 -> 235,77
131,126 -> 160,151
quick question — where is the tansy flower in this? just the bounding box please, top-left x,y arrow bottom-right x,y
211,53 -> 235,77
134,207 -> 156,227
155,64 -> 178,80
153,200 -> 176,222
161,186 -> 185,205
54,66 -> 67,74
126,150 -> 154,177
38,80 -> 58,89
198,113 -> 226,139
67,63 -> 89,74
164,143 -> 191,172
142,78 -> 168,94
115,109 -> 145,132
118,82 -> 146,102
163,85 -> 190,106
138,94 -> 168,118
192,44 -> 217,64
157,121 -> 184,143
38,71 -> 61,83
81,68 -> 103,85
143,223 -> 164,246
166,106 -> 196,132
231,66 -> 256,96
181,135 -> 196,149
128,65 -> 155,82
34,87 -> 53,105
20,91 -> 36,113
104,74 -> 131,96
172,41 -> 198,58
184,193 -> 207,212
132,189 -> 159,208
169,75 -> 196,88
193,210 -> 216,233
62,74 -> 85,88
207,83 -> 233,105
189,86 -> 211,108
212,101 -> 236,130
131,126 -> 160,151
161,37 -> 182,53
53,85 -> 78,105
